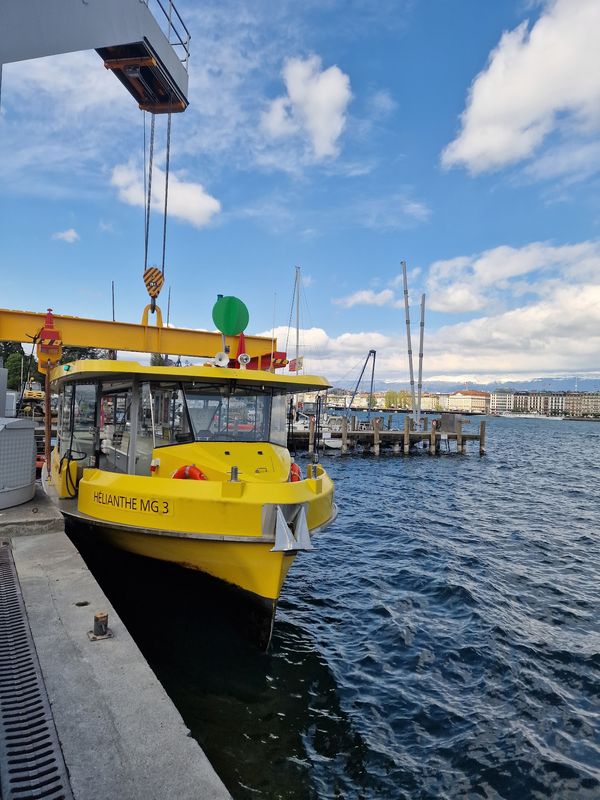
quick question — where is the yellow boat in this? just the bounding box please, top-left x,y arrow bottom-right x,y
46,358 -> 336,644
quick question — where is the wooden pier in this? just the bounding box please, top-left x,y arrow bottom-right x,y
288,415 -> 486,456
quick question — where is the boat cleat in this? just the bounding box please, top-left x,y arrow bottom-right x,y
269,504 -> 314,552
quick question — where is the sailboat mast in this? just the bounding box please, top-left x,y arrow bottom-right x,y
416,293 -> 425,423
367,350 -> 376,422
295,265 -> 300,373
402,260 -> 418,423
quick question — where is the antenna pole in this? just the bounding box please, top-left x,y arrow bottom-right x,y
416,293 -> 425,425
295,265 -> 300,373
402,260 -> 418,424
271,292 -> 276,372
108,280 -> 118,359
367,349 -> 376,422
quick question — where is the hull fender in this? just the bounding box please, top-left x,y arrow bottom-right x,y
293,505 -> 314,551
272,505 -> 297,552
271,504 -> 314,552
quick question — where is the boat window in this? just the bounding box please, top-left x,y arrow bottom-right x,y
137,383 -> 191,472
139,383 -> 193,454
136,383 -> 155,474
270,393 -> 288,447
99,390 -> 131,473
71,384 -> 97,467
58,384 -> 74,459
183,385 -> 272,442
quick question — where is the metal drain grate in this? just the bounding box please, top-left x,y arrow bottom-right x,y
0,542 -> 74,800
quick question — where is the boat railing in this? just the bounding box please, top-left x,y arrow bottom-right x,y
141,0 -> 191,70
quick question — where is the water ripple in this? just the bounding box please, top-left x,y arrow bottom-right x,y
75,416 -> 600,799
275,417 -> 600,799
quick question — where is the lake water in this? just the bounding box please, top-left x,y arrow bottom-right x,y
71,416 -> 600,799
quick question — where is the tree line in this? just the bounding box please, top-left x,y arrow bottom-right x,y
0,342 -> 107,390
383,390 -> 413,409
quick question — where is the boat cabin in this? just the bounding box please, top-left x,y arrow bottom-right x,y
53,360 -> 330,481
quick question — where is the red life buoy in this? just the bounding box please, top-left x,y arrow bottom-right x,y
289,462 -> 302,482
172,465 -> 207,480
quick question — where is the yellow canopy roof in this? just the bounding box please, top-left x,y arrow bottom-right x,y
51,359 -> 331,393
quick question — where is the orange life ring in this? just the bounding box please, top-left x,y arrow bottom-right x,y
172,465 -> 207,480
289,462 -> 302,482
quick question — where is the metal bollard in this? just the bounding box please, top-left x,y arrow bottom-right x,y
94,612 -> 108,637
88,611 -> 113,641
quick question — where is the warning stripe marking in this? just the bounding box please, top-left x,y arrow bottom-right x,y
144,268 -> 164,298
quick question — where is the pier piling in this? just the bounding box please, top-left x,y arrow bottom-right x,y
456,418 -> 463,454
288,416 -> 486,457
341,416 -> 348,454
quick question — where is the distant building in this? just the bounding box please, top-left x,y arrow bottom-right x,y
490,390 -> 514,413
448,390 -> 490,414
507,391 -> 565,416
529,392 -> 565,416
421,393 -> 441,411
351,394 -> 370,409
437,393 -> 450,410
564,392 -> 600,417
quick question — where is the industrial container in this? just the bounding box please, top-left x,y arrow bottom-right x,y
0,417 -> 36,509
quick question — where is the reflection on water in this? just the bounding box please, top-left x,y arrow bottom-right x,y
69,417 -> 600,799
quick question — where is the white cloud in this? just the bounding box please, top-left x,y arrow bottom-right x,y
525,139 -> 600,183
333,289 -> 397,309
4,51 -> 129,117
110,163 -> 221,228
352,192 -> 431,231
261,97 -> 299,139
425,281 -> 600,379
426,241 -> 600,313
428,283 -> 486,313
255,324 -> 395,381
261,55 -> 352,159
52,228 -> 79,243
442,0 -> 600,175
256,267 -> 600,382
390,266 -> 421,289
368,89 -> 397,118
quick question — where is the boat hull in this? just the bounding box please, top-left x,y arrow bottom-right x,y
76,514 -> 297,602
55,465 -> 335,603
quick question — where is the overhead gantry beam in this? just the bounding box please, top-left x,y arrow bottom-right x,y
0,308 -> 276,361
0,0 -> 189,113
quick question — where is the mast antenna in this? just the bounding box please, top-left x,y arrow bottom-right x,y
295,265 -> 301,374
402,261 -> 418,424
416,293 -> 426,424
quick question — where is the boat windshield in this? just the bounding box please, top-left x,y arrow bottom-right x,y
183,385 -> 287,445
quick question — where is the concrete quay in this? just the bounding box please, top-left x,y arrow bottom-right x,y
1,488 -> 231,800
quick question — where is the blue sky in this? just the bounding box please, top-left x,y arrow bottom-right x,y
1,0 -> 599,384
